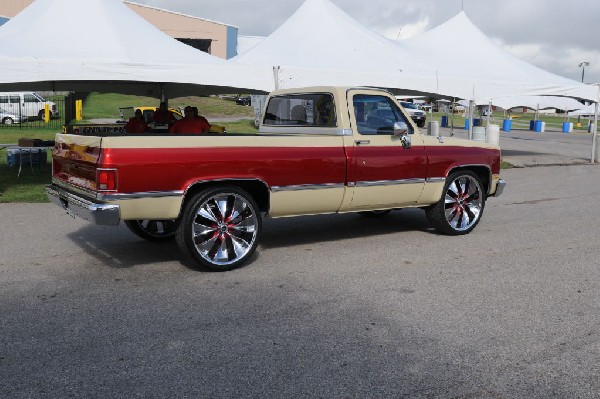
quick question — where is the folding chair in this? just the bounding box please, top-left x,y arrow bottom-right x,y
18,148 -> 34,177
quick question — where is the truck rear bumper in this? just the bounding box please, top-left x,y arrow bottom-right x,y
46,184 -> 121,226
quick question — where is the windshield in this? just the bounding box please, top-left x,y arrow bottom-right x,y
400,102 -> 418,109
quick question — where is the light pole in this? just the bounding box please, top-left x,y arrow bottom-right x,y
579,61 -> 590,83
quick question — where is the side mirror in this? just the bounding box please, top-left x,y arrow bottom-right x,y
393,122 -> 408,136
394,122 -> 411,149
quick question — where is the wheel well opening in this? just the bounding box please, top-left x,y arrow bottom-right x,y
450,166 -> 490,193
182,180 -> 270,213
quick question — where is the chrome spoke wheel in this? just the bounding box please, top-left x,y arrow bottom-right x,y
178,187 -> 261,271
425,171 -> 486,235
443,176 -> 482,231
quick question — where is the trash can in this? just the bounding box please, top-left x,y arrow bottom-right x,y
562,122 -> 573,133
464,118 -> 470,130
441,115 -> 448,127
427,120 -> 440,137
588,123 -> 596,133
502,119 -> 512,132
534,120 -> 545,133
529,120 -> 536,130
473,118 -> 481,127
486,124 -> 500,145
472,126 -> 486,142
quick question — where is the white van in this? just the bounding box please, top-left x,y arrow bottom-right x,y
0,92 -> 58,120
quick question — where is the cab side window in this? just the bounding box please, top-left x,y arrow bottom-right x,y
263,93 -> 336,127
353,94 -> 412,136
9,95 -> 20,104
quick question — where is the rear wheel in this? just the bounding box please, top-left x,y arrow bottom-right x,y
2,117 -> 14,125
125,220 -> 177,242
425,171 -> 485,235
176,186 -> 261,271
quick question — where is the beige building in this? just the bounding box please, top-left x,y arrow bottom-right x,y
0,0 -> 238,59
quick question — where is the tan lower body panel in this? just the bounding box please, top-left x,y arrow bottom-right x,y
417,182 -> 445,205
114,196 -> 183,220
344,183 -> 425,211
269,187 -> 346,217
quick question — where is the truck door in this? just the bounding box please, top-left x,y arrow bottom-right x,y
343,92 -> 426,210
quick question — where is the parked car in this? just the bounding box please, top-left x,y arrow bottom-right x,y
235,96 -> 251,106
0,107 -> 28,124
398,101 -> 426,127
0,92 -> 58,120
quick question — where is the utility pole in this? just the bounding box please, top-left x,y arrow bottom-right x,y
579,61 -> 590,83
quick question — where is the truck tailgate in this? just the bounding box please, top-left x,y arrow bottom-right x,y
52,134 -> 102,191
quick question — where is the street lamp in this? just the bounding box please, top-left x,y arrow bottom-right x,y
579,61 -> 590,83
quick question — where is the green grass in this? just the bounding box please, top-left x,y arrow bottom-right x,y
83,93 -> 254,120
0,147 -> 52,203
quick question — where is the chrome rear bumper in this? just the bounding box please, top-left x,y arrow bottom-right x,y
46,184 -> 120,226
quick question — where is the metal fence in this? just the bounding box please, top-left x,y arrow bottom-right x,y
0,95 -> 67,130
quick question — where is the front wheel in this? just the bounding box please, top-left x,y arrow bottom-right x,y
125,220 -> 177,242
176,186 -> 262,271
425,171 -> 485,235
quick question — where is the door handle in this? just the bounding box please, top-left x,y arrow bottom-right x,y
354,140 -> 370,145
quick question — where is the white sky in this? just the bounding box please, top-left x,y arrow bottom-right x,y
136,0 -> 600,84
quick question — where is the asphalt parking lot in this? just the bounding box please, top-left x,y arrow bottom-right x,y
1,130 -> 600,398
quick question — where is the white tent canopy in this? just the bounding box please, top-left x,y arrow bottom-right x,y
402,11 -> 598,103
474,96 -> 586,112
232,0 -> 444,95
0,0 -> 272,97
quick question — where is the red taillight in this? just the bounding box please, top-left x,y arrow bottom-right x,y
97,168 -> 118,191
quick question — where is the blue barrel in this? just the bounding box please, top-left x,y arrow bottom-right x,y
534,120 -> 543,132
464,118 -> 470,130
529,120 -> 535,130
473,118 -> 481,127
502,119 -> 512,132
441,115 -> 448,127
562,122 -> 571,133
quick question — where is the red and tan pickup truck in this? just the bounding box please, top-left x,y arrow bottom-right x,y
46,86 -> 505,271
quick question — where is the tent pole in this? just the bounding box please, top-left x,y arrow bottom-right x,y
273,66 -> 280,90
592,102 -> 599,163
468,100 -> 474,140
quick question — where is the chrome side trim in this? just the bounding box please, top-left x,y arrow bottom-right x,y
271,183 -> 345,193
426,177 -> 446,183
355,179 -> 425,188
98,190 -> 184,201
46,184 -> 120,226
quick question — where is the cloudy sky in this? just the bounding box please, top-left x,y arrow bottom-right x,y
136,0 -> 600,83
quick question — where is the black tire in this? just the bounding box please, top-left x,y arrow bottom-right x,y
243,99 -> 250,106
176,186 -> 261,271
38,110 -> 52,120
125,220 -> 177,242
358,210 -> 392,217
417,121 -> 425,128
425,170 -> 485,235
2,117 -> 14,125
